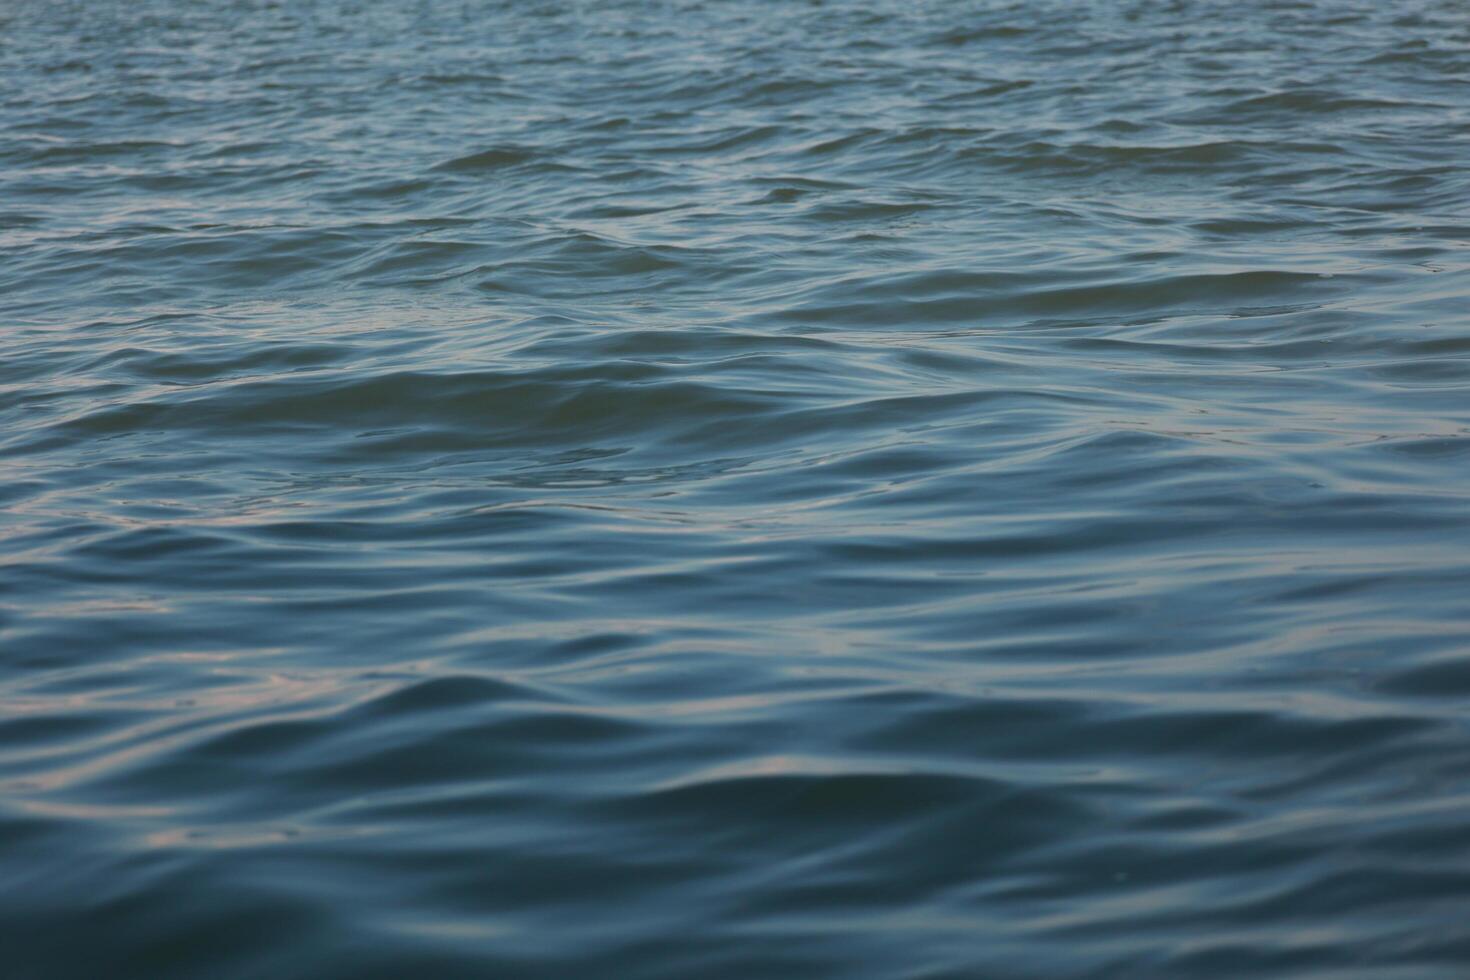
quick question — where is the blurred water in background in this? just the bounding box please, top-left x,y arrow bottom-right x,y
4,0 -> 1470,976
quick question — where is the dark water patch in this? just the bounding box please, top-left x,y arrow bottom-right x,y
432,145 -> 542,173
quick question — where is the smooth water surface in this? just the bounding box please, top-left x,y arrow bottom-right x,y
4,0 -> 1470,975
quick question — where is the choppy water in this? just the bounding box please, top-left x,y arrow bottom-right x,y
5,0 -> 1470,975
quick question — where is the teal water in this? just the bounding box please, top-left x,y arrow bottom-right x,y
5,0 -> 1470,975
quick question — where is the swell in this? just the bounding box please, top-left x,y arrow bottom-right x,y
5,0 -> 1470,977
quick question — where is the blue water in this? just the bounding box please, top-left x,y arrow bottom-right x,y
5,0 -> 1470,975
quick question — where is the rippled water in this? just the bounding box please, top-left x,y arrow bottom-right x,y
5,0 -> 1470,975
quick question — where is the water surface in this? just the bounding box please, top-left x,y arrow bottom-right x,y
5,0 -> 1470,976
